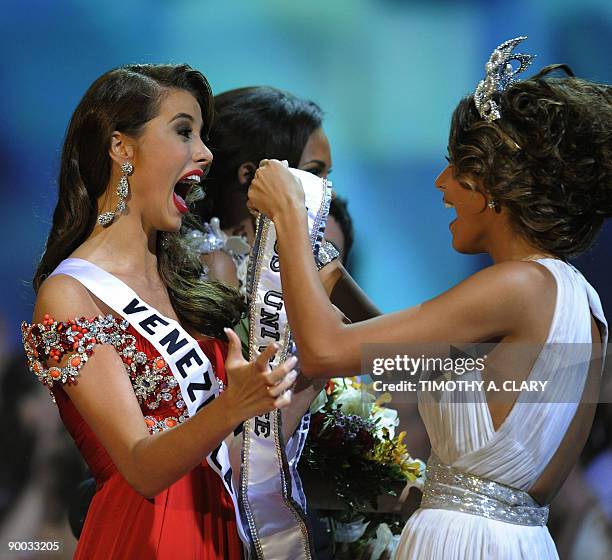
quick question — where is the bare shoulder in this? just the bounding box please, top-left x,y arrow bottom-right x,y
419,260 -> 557,341
450,260 -> 557,318
468,260 -> 556,297
201,250 -> 239,287
33,274 -> 102,324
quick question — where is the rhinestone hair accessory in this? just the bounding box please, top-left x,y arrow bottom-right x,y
474,36 -> 535,123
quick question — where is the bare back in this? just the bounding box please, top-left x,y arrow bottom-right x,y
418,258 -> 608,505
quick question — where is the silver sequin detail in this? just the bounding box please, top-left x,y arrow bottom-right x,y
420,455 -> 549,526
315,239 -> 340,270
474,36 -> 535,122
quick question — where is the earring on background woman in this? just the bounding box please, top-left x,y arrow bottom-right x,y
98,161 -> 133,226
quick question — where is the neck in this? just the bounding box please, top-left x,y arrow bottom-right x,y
75,212 -> 160,279
484,221 -> 556,264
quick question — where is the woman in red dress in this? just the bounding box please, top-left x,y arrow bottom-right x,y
21,64 -> 297,559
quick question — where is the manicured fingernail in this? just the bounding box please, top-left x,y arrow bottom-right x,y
288,356 -> 298,366
288,370 -> 298,380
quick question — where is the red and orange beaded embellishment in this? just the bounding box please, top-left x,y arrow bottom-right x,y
21,314 -> 191,433
21,314 -> 135,395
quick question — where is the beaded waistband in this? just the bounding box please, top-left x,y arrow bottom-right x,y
420,455 -> 549,527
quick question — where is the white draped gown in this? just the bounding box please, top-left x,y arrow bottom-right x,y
395,259 -> 608,559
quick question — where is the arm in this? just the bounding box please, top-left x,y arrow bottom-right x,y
319,259 -> 381,322
201,230 -> 379,322
280,378 -> 324,434
249,161 -> 548,377
33,275 -> 296,498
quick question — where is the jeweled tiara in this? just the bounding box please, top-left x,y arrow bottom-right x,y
474,36 -> 535,122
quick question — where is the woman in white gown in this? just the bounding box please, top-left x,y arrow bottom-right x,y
245,37 -> 612,559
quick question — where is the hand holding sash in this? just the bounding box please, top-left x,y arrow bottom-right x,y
248,159 -> 306,220
223,328 -> 297,417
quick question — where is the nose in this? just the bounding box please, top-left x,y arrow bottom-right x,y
435,164 -> 452,190
193,137 -> 213,167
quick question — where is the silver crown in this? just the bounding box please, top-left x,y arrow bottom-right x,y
474,36 -> 535,122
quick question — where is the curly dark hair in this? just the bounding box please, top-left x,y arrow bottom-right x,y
448,64 -> 612,258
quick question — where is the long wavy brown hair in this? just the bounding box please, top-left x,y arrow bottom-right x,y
34,64 -> 243,337
449,64 -> 612,258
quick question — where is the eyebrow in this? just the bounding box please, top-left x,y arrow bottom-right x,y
169,112 -> 195,123
302,159 -> 328,167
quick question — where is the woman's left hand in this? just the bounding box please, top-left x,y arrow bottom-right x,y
248,159 -> 305,220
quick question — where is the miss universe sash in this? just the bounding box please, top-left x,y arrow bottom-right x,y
241,168 -> 332,559
49,258 -> 251,549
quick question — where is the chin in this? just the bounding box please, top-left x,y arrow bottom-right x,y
167,211 -> 185,232
451,237 -> 481,255
155,216 -> 182,233
169,219 -> 183,232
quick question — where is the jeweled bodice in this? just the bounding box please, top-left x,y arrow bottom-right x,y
21,314 -> 224,435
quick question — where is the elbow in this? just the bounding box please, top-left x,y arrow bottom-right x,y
121,448 -> 166,499
139,489 -> 159,500
128,477 -> 165,500
124,440 -> 193,499
124,474 -> 160,500
295,324 -> 348,378
298,346 -> 339,378
300,362 -> 330,379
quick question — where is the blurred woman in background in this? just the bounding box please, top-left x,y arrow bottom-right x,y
195,85 -> 377,319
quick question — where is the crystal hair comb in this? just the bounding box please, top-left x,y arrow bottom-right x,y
474,36 -> 535,122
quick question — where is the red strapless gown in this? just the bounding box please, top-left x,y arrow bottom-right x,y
50,328 -> 243,560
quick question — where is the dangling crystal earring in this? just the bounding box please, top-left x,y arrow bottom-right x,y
98,161 -> 133,226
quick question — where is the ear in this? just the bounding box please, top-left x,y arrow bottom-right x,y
237,162 -> 256,187
109,131 -> 135,166
474,191 -> 491,213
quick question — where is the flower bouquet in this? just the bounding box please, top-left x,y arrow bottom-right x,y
300,378 -> 425,557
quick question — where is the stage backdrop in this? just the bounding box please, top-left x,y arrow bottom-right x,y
1,0 -> 611,349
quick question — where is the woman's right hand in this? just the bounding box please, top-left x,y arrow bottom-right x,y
222,328 -> 297,420
248,159 -> 305,220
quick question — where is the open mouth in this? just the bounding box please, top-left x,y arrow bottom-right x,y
173,173 -> 202,214
444,198 -> 457,229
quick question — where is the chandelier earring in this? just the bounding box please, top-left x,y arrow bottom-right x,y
98,161 -> 133,227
